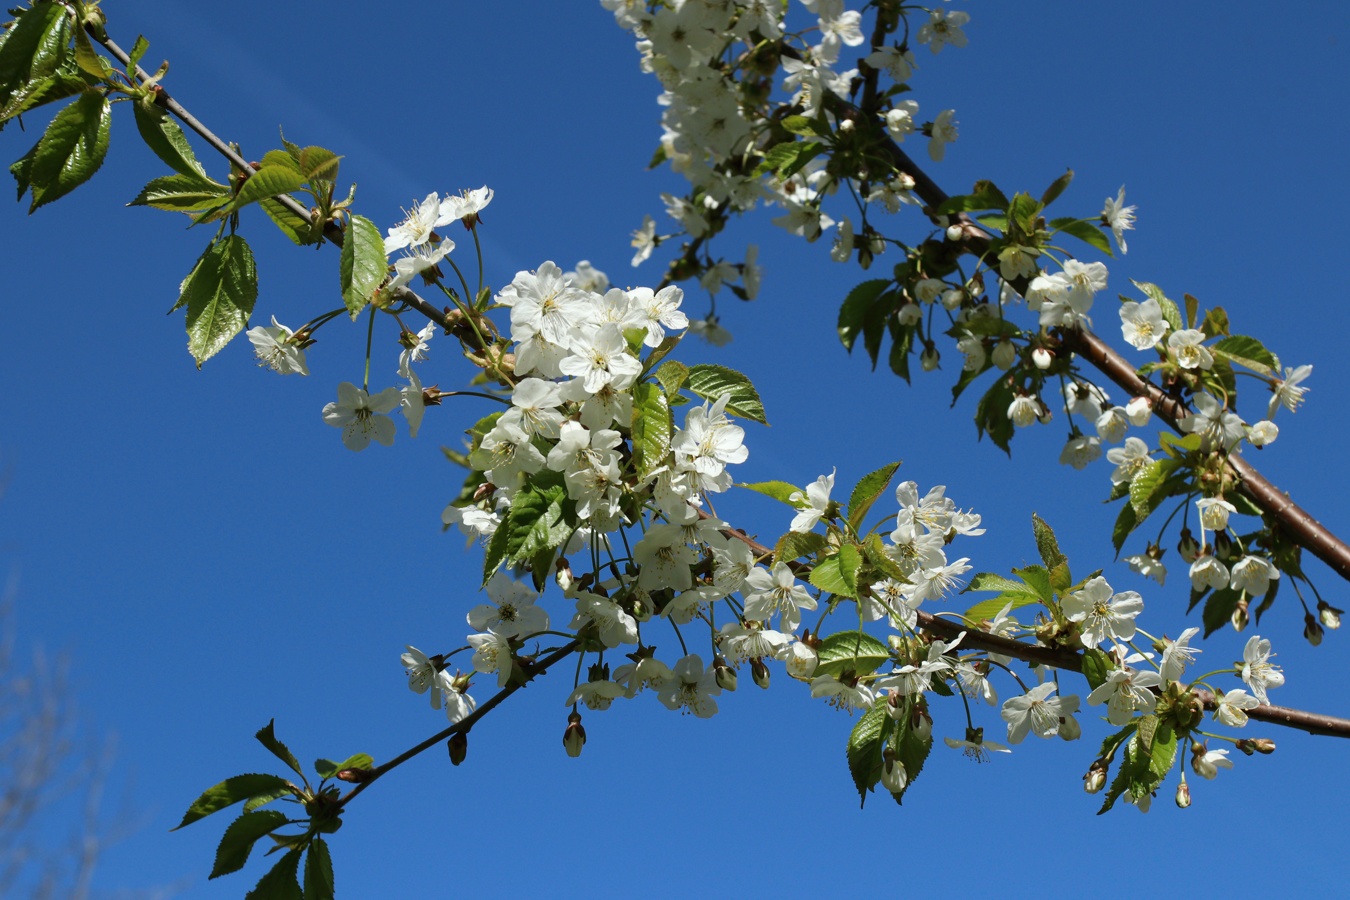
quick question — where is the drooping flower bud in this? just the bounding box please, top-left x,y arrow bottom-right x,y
1032,347 -> 1054,370
1236,737 -> 1276,755
1230,597 -> 1249,633
911,703 -> 933,742
1083,760 -> 1108,794
991,340 -> 1016,370
881,749 -> 908,793
750,658 -> 771,690
713,656 -> 738,692
920,344 -> 940,371
1175,781 -> 1191,809
1304,612 -> 1325,647
447,733 -> 468,766
563,711 -> 586,758
1319,600 -> 1343,630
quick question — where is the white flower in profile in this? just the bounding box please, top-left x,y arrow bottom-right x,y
1213,688 -> 1260,727
247,317 -> 309,375
688,314 -> 733,346
400,645 -> 451,708
468,573 -> 547,639
928,109 -> 959,161
631,214 -> 657,266
1059,434 -> 1102,470
1063,576 -> 1143,649
443,680 -> 476,724
384,192 -> 441,254
565,679 -> 626,711
1191,746 -> 1233,780
1124,396 -> 1153,426
810,674 -> 876,712
1101,186 -> 1137,254
1238,635 -> 1284,704
864,45 -> 915,82
1268,365 -> 1312,418
466,631 -> 513,688
1167,329 -> 1213,370
1160,627 -> 1201,682
1248,420 -> 1279,447
882,101 -> 919,141
789,469 -> 836,533
1001,682 -> 1078,743
436,185 -> 493,227
1125,552 -> 1166,587
1189,555 -> 1229,592
830,216 -> 854,263
1106,436 -> 1152,485
321,382 -> 400,451
1196,497 -> 1237,536
658,655 -> 721,718
916,8 -> 970,53
943,727 -> 1010,763
399,370 -> 426,438
397,323 -> 435,378
389,238 -> 454,291
1230,555 -> 1279,596
1119,298 -> 1167,350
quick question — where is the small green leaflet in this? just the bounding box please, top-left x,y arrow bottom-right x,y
132,102 -> 210,179
175,773 -> 295,830
245,848 -> 304,900
23,89 -> 111,211
815,629 -> 890,678
630,382 -> 672,480
846,461 -> 901,532
304,839 -> 336,900
339,214 -> 386,318
211,810 -> 288,879
684,364 -> 767,424
1048,216 -> 1112,256
837,279 -> 891,352
738,480 -> 802,506
178,235 -> 259,367
313,753 -> 374,780
846,701 -> 888,806
809,545 -> 861,598
255,720 -> 303,778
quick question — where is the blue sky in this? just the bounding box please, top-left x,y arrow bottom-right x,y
2,2 -> 1349,896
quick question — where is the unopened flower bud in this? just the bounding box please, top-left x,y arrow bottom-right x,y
555,557 -> 574,592
1175,781 -> 1191,808
945,223 -> 964,242
991,340 -> 1016,370
897,302 -> 922,326
1318,600 -> 1343,630
838,118 -> 855,132
713,656 -> 738,692
911,704 -> 933,742
881,749 -> 908,793
750,657 -> 771,690
1236,737 -> 1276,755
336,767 -> 372,783
920,344 -> 940,371
1304,612 -> 1325,647
447,732 -> 468,766
1032,347 -> 1054,370
563,711 -> 586,758
1058,713 -> 1082,742
1177,528 -> 1200,564
1124,395 -> 1153,426
1230,597 -> 1249,633
1083,760 -> 1108,794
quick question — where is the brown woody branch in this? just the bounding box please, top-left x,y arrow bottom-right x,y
715,514 -> 1350,738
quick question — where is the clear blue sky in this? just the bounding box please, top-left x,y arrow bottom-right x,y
2,2 -> 1349,896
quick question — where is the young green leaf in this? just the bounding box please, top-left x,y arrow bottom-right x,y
630,382 -> 672,480
230,164 -> 306,212
684,364 -> 767,424
132,102 -> 211,178
846,701 -> 888,806
738,480 -> 802,506
211,810 -> 289,879
847,461 -> 901,532
1031,514 -> 1068,571
1080,647 -> 1114,690
1128,280 -> 1184,333
183,235 -> 258,367
314,753 -> 374,780
339,214 -> 387,318
961,591 -> 1040,624
1040,169 -> 1074,206
304,838 -> 335,900
0,2 -> 67,106
888,715 -> 933,804
246,848 -> 304,900
815,629 -> 890,678
837,279 -> 891,351
175,773 -> 295,830
773,530 -> 826,565
809,549 -> 859,599
1048,217 -> 1112,256
255,720 -> 303,778
653,359 -> 689,396
26,89 -> 111,211
128,172 -> 230,212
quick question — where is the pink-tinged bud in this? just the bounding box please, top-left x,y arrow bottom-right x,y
911,704 -> 933,742
555,557 -> 573,592
1083,760 -> 1108,794
750,658 -> 771,690
1304,613 -> 1325,647
1230,598 -> 1249,633
1238,738 -> 1276,755
1032,347 -> 1054,370
1177,528 -> 1200,564
563,712 -> 586,758
447,733 -> 468,766
713,656 -> 738,692
1319,600 -> 1343,630
336,767 -> 372,783
1175,781 -> 1191,808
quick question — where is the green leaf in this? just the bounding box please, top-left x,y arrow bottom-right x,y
684,364 -> 767,424
889,715 -> 933,804
773,531 -> 825,565
816,629 -> 890,678
260,196 -> 320,245
1048,217 -> 1112,256
255,720 -> 303,778
182,235 -> 258,367
481,510 -> 512,585
313,753 -> 374,780
502,471 -> 570,566
1200,302 -> 1228,338
934,179 -> 1008,215
297,145 -> 341,182
963,573 -> 1026,594
1031,514 -> 1067,571
962,591 -> 1040,624
1081,648 -> 1114,690
837,279 -> 890,352
1128,280 -> 1183,333
10,140 -> 39,200
1212,335 -> 1279,377
1128,458 -> 1181,519
887,320 -> 914,383
1148,720 -> 1177,782
753,139 -> 823,178
0,71 -> 87,125
862,534 -> 908,583
175,774 -> 294,830
212,810 -> 289,879
1012,565 -> 1053,604
246,849 -> 304,900
304,838 -> 335,900
810,546 -> 860,599
974,376 -> 1016,454
630,382 -> 672,480
1111,500 -> 1138,556
229,164 -> 306,213
133,102 -> 210,179
1184,292 -> 1199,330
847,461 -> 901,532
127,34 -> 151,76
780,114 -> 827,137
71,26 -> 112,80
1202,587 -> 1241,637
26,89 -> 111,211
0,3 -> 67,106
653,359 -> 689,396
243,787 -> 291,813
640,333 -> 682,378
738,480 -> 802,506
338,214 -> 386,318
1040,169 -> 1073,207
128,172 -> 230,212
1097,722 -> 1138,763
846,701 -> 888,806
